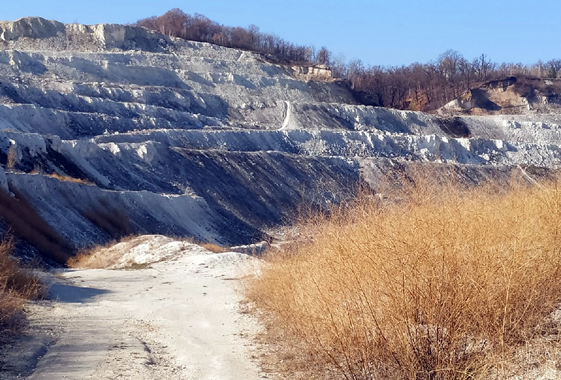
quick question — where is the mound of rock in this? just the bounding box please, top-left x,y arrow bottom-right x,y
440,77 -> 561,115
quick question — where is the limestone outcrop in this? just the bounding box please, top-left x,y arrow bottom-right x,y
440,77 -> 561,115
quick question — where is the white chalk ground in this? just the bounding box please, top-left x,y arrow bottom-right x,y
6,236 -> 266,380
3,235 -> 561,380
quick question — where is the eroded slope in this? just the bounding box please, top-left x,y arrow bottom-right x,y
0,17 -> 560,256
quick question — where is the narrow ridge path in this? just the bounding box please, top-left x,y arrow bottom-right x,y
280,100 -> 291,130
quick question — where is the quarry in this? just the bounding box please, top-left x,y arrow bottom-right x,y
0,16 -> 560,380
0,17 -> 560,255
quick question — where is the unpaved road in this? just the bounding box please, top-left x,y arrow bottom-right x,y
2,243 -> 266,380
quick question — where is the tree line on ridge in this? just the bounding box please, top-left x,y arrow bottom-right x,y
136,8 -> 561,111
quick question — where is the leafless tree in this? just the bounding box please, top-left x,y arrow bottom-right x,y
315,47 -> 331,66
546,59 -> 561,78
136,9 -> 559,112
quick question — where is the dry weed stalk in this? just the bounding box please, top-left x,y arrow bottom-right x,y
0,239 -> 43,335
248,175 -> 561,380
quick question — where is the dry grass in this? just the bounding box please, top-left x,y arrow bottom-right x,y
248,176 -> 561,380
176,235 -> 228,253
174,235 -> 229,253
200,243 -> 226,253
66,245 -> 115,269
29,166 -> 93,185
66,234 -> 139,269
68,235 -> 228,269
46,172 -> 92,185
0,239 -> 43,336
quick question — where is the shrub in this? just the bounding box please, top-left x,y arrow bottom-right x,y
248,177 -> 561,379
0,239 -> 43,335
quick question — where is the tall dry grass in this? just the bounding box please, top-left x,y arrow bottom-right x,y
199,243 -> 226,253
66,234 -> 140,269
0,239 -> 43,335
248,177 -> 561,380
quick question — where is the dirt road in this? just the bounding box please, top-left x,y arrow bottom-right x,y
3,240 -> 265,380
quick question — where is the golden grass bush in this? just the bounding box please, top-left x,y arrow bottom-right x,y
200,243 -> 226,253
29,166 -> 92,185
66,244 -> 118,269
66,234 -> 139,269
177,235 -> 227,253
0,239 -> 43,334
46,172 -> 92,185
248,177 -> 561,380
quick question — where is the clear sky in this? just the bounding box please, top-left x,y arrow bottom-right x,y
1,0 -> 559,67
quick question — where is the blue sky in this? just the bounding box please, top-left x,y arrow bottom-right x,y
1,0 -> 559,67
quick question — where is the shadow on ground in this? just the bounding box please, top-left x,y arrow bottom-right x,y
47,281 -> 110,303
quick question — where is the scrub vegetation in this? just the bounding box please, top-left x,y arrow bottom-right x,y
248,175 -> 561,379
0,239 -> 43,338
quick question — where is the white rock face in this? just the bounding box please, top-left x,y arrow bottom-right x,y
0,17 -> 65,41
0,18 -> 559,252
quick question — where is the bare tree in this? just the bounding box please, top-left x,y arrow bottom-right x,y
315,47 -> 331,66
136,9 -> 559,112
330,54 -> 347,78
546,59 -> 561,78
472,54 -> 495,81
458,57 -> 473,90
